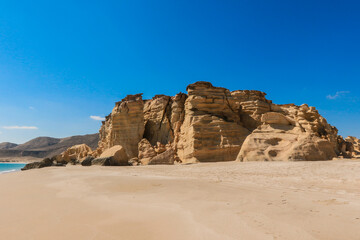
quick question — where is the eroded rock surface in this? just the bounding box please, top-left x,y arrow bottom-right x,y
97,94 -> 145,158
56,144 -> 92,163
64,81 -> 354,165
345,136 -> 360,158
176,82 -> 250,163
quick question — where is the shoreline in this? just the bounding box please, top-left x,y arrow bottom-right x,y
0,156 -> 42,164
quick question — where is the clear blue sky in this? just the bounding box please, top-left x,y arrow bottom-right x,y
0,0 -> 359,143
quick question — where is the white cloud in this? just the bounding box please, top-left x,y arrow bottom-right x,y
2,126 -> 38,130
29,106 -> 35,110
90,115 -> 105,121
326,91 -> 350,100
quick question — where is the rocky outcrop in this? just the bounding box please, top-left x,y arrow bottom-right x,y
138,138 -> 157,165
73,81 -> 353,164
236,113 -> 337,161
21,158 -> 56,170
148,149 -> 175,165
176,82 -> 250,163
97,94 -> 144,158
344,136 -> 360,158
56,144 -> 92,163
137,138 -> 175,165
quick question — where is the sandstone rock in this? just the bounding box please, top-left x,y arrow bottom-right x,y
345,136 -> 360,158
97,94 -> 144,158
91,157 -> 113,166
138,138 -> 157,165
261,112 -> 294,125
176,81 -> 250,163
99,145 -> 129,166
231,90 -> 272,130
143,95 -> 173,145
237,124 -> 337,161
91,81 -> 344,164
148,149 -> 175,165
57,144 -> 92,163
128,157 -> 139,166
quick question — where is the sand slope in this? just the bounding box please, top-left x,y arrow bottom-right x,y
0,161 -> 360,240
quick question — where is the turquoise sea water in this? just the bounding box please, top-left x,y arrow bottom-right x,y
0,163 -> 26,174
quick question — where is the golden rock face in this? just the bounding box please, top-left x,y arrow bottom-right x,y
89,81 -> 349,164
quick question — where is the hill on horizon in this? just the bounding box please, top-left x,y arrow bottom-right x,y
0,133 -> 99,159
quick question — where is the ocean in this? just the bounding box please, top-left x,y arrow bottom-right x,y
0,163 -> 26,174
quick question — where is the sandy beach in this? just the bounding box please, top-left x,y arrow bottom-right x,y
0,160 -> 359,240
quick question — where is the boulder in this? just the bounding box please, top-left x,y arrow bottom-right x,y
21,158 -> 54,171
57,144 -> 93,163
148,149 -> 175,165
91,157 -> 113,166
81,156 -> 94,166
99,145 -> 129,166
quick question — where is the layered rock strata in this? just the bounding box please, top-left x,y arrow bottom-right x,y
97,94 -> 144,158
67,81 -> 354,164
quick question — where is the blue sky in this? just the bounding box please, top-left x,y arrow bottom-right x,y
0,0 -> 359,143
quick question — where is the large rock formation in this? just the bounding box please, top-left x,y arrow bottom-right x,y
85,81 -> 353,164
97,94 -> 145,158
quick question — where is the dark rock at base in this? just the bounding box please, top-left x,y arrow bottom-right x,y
21,157 -> 54,171
21,162 -> 42,170
81,156 -> 94,166
91,157 -> 113,166
53,163 -> 66,167
91,156 -> 130,166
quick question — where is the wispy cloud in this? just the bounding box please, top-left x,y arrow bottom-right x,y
2,126 -> 38,130
326,91 -> 350,100
29,106 -> 35,110
90,115 -> 105,121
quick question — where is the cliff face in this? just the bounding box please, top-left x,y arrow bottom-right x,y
97,94 -> 144,158
176,82 -> 250,163
94,81 -> 349,164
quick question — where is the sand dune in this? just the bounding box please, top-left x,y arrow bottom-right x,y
0,160 -> 359,240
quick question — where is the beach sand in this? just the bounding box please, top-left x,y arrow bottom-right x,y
0,160 -> 359,240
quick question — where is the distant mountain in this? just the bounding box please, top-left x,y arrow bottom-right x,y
0,133 -> 99,159
0,142 -> 18,150
12,137 -> 60,151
